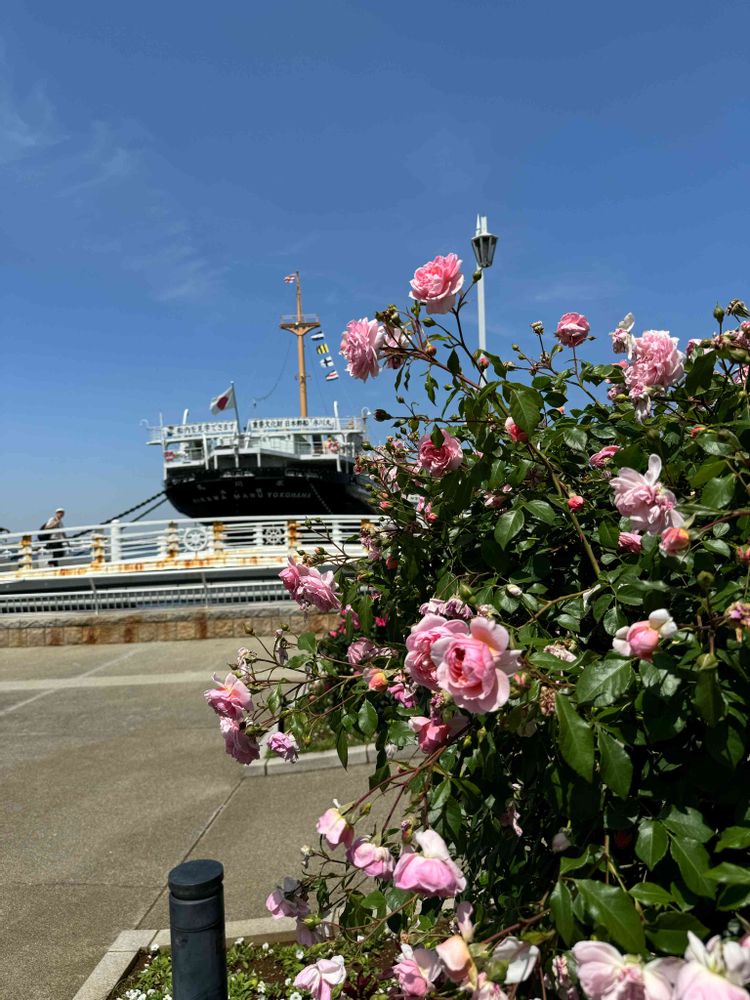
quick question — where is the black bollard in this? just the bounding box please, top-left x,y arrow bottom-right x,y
168,859 -> 228,1000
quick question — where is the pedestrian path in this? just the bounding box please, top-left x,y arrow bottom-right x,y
0,638 -> 375,1000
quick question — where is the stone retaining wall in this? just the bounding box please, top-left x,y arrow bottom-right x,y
0,604 -> 337,647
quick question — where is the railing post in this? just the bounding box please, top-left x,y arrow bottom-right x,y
90,532 -> 105,569
168,859 -> 228,1000
212,521 -> 225,555
109,519 -> 121,564
19,535 -> 33,573
166,521 -> 180,560
287,519 -> 298,553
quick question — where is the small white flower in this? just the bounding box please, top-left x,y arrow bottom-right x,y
296,950 -> 305,960
258,981 -> 266,993
262,942 -> 270,951
149,943 -> 159,952
285,977 -> 292,986
235,936 -> 245,945
290,992 -> 303,1000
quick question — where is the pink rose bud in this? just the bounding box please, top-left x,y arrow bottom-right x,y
690,425 -> 706,438
477,355 -> 489,368
589,445 -> 621,467
504,416 -> 528,444
567,495 -> 585,512
386,555 -> 399,570
737,545 -> 750,565
364,667 -> 389,692
660,527 -> 690,555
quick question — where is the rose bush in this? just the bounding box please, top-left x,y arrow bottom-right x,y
204,274 -> 750,999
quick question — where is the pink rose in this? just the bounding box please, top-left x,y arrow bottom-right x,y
660,526 -> 690,555
219,717 -> 260,765
618,531 -> 643,553
392,946 -> 442,998
589,445 -> 621,467
556,312 -> 590,348
491,937 -> 540,985
393,829 -> 466,897
572,941 -> 674,1000
417,497 -> 438,524
280,557 -> 341,611
409,713 -> 466,754
347,637 -> 378,667
409,253 -> 464,314
419,598 -> 473,621
387,672 -> 417,707
265,877 -> 309,919
567,495 -> 585,512
436,935 -> 476,986
340,318 -> 385,381
677,932 -> 750,1000
504,416 -> 528,444
316,806 -> 354,849
204,672 -> 253,720
610,454 -> 684,534
544,643 -> 577,663
346,837 -> 395,878
405,614 -> 468,691
624,329 -> 685,408
267,731 -> 299,763
432,617 -> 520,714
294,956 -> 347,1000
417,431 -> 463,478
613,608 -> 677,660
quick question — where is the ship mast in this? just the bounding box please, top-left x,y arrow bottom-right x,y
279,272 -> 320,418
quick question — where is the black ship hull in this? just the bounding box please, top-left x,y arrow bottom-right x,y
165,467 -> 372,518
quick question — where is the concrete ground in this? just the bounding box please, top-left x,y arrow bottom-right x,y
0,638 -> 376,1000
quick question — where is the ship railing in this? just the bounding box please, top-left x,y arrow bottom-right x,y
0,514 -> 382,583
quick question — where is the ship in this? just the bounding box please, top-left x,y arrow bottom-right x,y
147,273 -> 373,518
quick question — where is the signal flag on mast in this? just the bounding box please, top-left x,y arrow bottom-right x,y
311,331 -> 326,341
325,371 -> 339,381
283,273 -> 296,284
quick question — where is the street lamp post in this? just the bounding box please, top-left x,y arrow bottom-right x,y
471,215 -> 498,356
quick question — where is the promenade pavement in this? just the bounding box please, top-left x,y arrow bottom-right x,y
0,638 -> 380,1000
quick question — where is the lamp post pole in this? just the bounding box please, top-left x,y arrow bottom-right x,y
471,215 -> 499,357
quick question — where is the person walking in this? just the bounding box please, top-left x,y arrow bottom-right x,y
38,508 -> 68,567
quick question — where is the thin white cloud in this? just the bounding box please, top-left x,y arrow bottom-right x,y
0,48 -> 64,164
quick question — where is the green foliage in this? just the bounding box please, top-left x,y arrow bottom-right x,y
238,298 -> 750,992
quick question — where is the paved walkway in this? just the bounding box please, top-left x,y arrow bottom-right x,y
0,639 -> 373,1000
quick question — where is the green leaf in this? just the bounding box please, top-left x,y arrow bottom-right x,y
694,668 -> 726,725
646,912 -> 709,954
670,838 -> 715,898
335,725 -> 349,769
685,349 -> 717,394
577,659 -> 634,706
297,632 -> 317,653
556,694 -> 594,782
525,499 -> 557,525
494,509 -> 525,549
360,889 -> 387,915
446,349 -> 461,376
575,880 -> 646,954
701,474 -> 736,510
598,729 -> 633,798
635,820 -> 668,870
563,426 -> 588,452
509,384 -> 543,433
603,606 -> 628,636
716,826 -> 750,852
629,883 -> 674,907
598,521 -> 621,550
702,538 -> 731,557
662,806 -> 713,843
690,458 -> 726,488
704,862 -> 750,886
357,700 -> 378,739
550,880 -> 575,944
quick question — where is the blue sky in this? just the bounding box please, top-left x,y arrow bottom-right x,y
2,0 -> 748,528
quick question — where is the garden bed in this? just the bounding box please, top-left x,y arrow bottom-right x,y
113,937 -> 399,1000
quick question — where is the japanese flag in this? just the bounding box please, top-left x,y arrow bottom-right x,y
210,385 -> 235,414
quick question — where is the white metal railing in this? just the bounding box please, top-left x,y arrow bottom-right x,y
0,514 -> 379,583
